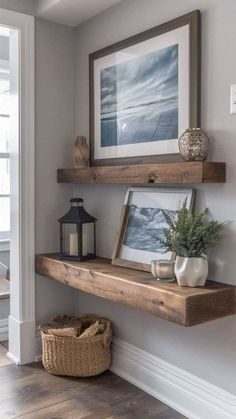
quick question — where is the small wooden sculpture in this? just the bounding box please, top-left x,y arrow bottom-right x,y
78,320 -> 101,339
48,327 -> 78,337
73,135 -> 89,168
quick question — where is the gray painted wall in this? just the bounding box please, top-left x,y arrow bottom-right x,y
0,251 -> 9,268
73,0 -> 236,394
35,19 -> 75,323
0,298 -> 9,319
0,35 -> 9,60
0,0 -> 35,15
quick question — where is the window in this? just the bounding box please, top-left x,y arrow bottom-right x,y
0,51 -> 10,244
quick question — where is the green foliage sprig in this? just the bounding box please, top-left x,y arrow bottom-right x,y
156,199 -> 224,258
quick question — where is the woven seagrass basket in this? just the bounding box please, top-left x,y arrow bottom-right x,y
40,314 -> 112,377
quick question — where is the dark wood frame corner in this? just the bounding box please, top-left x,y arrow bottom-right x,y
111,205 -> 151,272
89,10 -> 201,167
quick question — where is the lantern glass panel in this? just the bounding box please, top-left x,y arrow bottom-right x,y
62,223 -> 81,257
82,222 -> 94,256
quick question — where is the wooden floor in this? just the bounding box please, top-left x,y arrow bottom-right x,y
0,341 -> 12,368
0,361 -> 187,419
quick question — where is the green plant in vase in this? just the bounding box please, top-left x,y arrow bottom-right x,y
156,200 -> 224,287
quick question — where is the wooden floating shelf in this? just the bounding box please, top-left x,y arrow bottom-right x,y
57,162 -> 226,185
0,277 -> 10,300
35,254 -> 235,327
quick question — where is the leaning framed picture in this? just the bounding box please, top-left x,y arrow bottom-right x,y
112,187 -> 195,272
89,10 -> 201,166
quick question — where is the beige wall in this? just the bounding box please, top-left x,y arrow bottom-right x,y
35,18 -> 75,323
73,0 -> 236,394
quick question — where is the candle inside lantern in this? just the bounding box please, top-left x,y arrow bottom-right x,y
82,230 -> 88,256
69,233 -> 78,256
151,260 -> 175,282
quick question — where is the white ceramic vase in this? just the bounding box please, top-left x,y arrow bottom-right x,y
174,256 -> 208,287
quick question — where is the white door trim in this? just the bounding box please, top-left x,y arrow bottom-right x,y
0,8 -> 35,365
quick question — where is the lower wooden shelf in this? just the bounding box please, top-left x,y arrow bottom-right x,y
35,254 -> 236,327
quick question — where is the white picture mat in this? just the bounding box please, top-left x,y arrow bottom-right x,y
94,25 -> 190,160
119,188 -> 194,265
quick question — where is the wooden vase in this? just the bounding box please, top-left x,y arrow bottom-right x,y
73,136 -> 89,168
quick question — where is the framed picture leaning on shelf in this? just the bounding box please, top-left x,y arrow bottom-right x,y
89,10 -> 201,166
112,187 -> 195,272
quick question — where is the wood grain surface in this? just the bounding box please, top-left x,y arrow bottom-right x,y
57,162 -> 226,185
35,254 -> 236,326
0,362 -> 187,419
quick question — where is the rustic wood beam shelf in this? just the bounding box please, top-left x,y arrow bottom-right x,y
35,254 -> 235,326
57,162 -> 226,185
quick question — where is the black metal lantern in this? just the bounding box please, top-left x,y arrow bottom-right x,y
58,198 -> 96,261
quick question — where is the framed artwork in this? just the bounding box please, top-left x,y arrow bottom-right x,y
89,10 -> 201,166
112,187 -> 195,272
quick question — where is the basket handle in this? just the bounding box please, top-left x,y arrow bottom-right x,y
102,332 -> 112,348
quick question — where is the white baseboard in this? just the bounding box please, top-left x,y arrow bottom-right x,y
34,330 -> 236,419
0,318 -> 8,342
7,351 -> 20,365
110,338 -> 236,419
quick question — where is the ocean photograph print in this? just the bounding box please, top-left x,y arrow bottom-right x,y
89,10 -> 200,166
112,188 -> 195,272
100,44 -> 178,148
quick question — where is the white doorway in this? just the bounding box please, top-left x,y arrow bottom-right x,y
0,9 -> 35,365
0,24 -> 11,366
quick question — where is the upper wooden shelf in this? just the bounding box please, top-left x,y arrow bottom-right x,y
35,253 -> 235,327
57,162 -> 226,185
